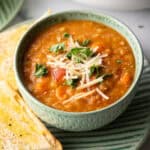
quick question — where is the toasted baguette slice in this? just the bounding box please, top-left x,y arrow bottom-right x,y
0,24 -> 30,90
0,23 -> 62,149
0,80 -> 62,149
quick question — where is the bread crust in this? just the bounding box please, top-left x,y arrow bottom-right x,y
0,23 -> 63,150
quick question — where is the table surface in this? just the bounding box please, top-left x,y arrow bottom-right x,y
10,0 -> 150,149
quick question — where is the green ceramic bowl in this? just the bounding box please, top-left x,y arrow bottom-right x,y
14,11 -> 143,131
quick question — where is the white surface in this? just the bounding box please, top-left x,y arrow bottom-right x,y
10,0 -> 150,149
73,0 -> 150,10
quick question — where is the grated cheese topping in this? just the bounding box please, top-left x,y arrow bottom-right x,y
63,89 -> 96,104
96,88 -> 109,100
47,36 -> 110,102
77,76 -> 104,90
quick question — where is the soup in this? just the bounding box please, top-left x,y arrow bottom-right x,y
23,20 -> 135,112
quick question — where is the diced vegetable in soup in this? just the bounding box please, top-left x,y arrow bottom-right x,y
23,20 -> 135,112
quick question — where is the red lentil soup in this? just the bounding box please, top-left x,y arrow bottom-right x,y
23,20 -> 135,112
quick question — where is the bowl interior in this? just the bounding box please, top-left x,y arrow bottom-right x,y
15,11 -> 143,114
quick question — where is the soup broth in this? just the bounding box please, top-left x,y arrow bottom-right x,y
23,20 -> 135,112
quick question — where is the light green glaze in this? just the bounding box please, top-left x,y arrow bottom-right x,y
0,0 -> 24,31
14,11 -> 143,131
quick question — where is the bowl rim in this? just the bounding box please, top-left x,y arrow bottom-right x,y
14,10 -> 144,116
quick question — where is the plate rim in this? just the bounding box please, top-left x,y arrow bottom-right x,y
0,0 -> 24,31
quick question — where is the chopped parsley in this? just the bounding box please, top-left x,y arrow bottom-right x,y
63,32 -> 70,38
65,78 -> 80,88
72,55 -> 83,63
81,39 -> 91,46
116,59 -> 122,64
89,65 -> 102,77
66,47 -> 93,62
34,64 -> 48,77
49,43 -> 65,53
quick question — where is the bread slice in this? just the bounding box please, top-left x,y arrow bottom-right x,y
0,24 -> 30,90
0,23 -> 62,149
0,80 -> 62,149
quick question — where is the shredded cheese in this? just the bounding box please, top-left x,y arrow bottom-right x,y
47,35 -> 110,102
77,76 -> 104,90
96,88 -> 109,100
63,89 -> 96,104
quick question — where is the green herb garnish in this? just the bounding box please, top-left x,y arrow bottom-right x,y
89,65 -> 102,77
49,43 -> 65,52
65,78 -> 80,88
81,39 -> 91,46
34,64 -> 48,77
116,59 -> 122,64
63,32 -> 70,38
72,55 -> 83,63
66,47 -> 93,62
